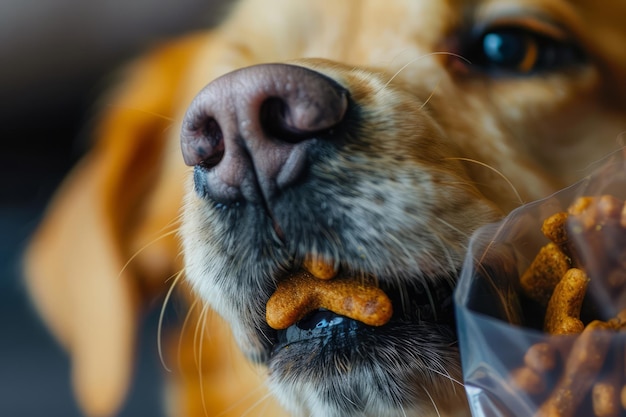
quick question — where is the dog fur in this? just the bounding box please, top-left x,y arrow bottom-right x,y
25,1 -> 626,416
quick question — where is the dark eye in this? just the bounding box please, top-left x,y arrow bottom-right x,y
463,27 -> 586,75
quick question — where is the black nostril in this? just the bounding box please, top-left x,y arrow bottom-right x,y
260,98 -> 320,143
261,98 -> 295,142
198,117 -> 225,168
181,115 -> 225,167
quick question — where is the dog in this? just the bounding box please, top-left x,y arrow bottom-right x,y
24,1 -> 626,416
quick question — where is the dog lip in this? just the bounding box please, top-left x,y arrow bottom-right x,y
271,309 -> 366,354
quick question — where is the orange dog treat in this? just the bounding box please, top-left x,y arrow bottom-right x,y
509,366 -> 546,396
568,196 -> 596,224
566,195 -> 626,296
544,268 -> 589,335
592,380 -> 620,417
595,195 -> 624,221
514,195 -> 626,415
520,243 -> 572,305
542,212 -> 570,248
266,272 -> 393,330
524,342 -> 558,373
568,195 -> 624,233
537,321 -> 614,417
302,255 -> 338,280
509,342 -> 558,396
606,308 -> 626,330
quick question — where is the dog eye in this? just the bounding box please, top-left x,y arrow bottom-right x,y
464,27 -> 585,75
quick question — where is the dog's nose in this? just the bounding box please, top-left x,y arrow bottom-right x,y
181,63 -> 348,203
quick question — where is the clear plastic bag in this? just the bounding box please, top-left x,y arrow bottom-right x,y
455,148 -> 626,417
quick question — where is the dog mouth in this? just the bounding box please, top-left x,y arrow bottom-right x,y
266,263 -> 456,358
259,260 -> 463,416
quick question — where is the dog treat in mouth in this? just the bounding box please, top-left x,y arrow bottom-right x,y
302,255 -> 338,280
266,271 -> 393,330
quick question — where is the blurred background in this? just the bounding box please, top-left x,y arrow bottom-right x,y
0,1 -> 227,415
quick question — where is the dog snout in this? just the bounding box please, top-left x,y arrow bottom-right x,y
180,63 -> 349,203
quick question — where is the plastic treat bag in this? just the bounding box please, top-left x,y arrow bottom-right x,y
455,148 -> 626,417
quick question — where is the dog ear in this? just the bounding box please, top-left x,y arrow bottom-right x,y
23,35 -> 204,417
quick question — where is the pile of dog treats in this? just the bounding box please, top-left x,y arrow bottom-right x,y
512,195 -> 626,417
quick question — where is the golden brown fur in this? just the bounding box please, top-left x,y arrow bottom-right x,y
24,1 -> 626,416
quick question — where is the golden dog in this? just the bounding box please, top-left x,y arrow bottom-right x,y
25,1 -> 626,416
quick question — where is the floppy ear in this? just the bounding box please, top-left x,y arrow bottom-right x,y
23,34 -> 205,417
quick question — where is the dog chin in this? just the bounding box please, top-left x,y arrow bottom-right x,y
265,310 -> 465,417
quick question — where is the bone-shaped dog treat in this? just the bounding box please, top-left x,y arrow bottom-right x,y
266,272 -> 393,330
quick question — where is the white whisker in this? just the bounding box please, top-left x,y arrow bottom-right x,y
426,366 -> 465,390
157,269 -> 185,372
103,103 -> 176,123
445,156 -> 524,205
434,217 -> 471,241
419,75 -> 442,110
116,210 -> 183,280
177,297 -> 199,373
197,303 -> 211,417
423,386 -> 442,417
240,391 -> 275,417
381,51 -> 472,91
214,384 -> 273,417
